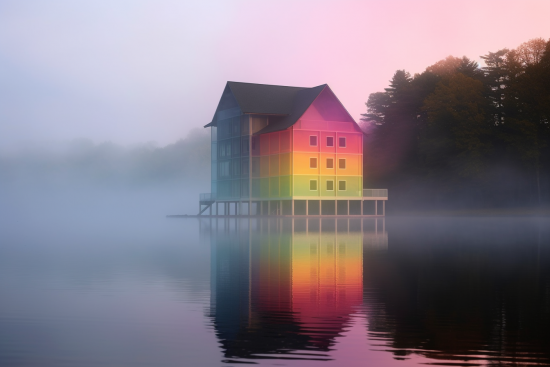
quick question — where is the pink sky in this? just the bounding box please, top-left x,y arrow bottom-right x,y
0,0 -> 549,147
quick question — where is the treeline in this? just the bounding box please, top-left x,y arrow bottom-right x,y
0,128 -> 210,189
362,38 -> 550,211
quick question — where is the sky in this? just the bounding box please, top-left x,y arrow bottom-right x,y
1,0 -> 549,148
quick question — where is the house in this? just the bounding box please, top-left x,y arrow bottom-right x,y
200,81 -> 387,216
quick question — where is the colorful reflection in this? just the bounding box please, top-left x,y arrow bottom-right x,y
202,218 -> 386,362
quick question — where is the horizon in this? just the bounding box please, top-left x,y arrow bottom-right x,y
1,0 -> 549,148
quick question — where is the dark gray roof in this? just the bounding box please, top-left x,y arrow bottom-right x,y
255,84 -> 326,134
206,81 -> 356,134
227,81 -> 306,115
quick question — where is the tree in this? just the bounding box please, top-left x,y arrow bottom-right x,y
481,49 -> 509,125
421,73 -> 490,178
500,40 -> 550,205
361,70 -> 420,185
516,38 -> 547,66
363,92 -> 390,125
426,56 -> 463,77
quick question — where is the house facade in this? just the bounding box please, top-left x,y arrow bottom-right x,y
200,81 -> 387,216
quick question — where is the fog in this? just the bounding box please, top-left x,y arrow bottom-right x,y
0,128 -> 213,304
0,128 -> 210,227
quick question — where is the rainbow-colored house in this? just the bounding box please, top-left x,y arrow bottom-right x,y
200,82 -> 387,216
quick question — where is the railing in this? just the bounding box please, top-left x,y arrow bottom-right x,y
200,193 -> 216,202
363,189 -> 388,198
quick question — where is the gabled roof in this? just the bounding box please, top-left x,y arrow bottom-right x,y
255,84 -> 326,134
206,81 -> 356,134
227,81 -> 306,115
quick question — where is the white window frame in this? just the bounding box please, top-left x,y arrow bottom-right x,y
310,179 -> 318,191
309,135 -> 318,146
338,137 -> 346,148
310,157 -> 318,169
338,158 -> 346,169
338,180 -> 346,191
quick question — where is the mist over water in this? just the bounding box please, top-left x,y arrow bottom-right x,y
0,129 -> 210,221
1,208 -> 550,366
1,135 -> 550,366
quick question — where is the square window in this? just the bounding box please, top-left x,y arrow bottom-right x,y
326,136 -> 334,147
339,137 -> 346,148
326,180 -> 334,191
339,158 -> 346,169
310,180 -> 318,191
310,157 -> 317,168
326,158 -> 334,169
310,135 -> 318,146
338,180 -> 346,191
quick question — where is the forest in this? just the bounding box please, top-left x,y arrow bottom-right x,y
362,38 -> 550,212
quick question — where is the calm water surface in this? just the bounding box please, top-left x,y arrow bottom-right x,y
1,211 -> 549,366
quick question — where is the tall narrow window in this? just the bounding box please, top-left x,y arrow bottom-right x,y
241,139 -> 249,154
339,158 -> 346,169
338,180 -> 346,191
252,158 -> 260,177
339,137 -> 346,148
310,135 -> 318,146
326,158 -> 334,169
310,180 -> 318,191
310,157 -> 318,168
326,180 -> 334,191
326,136 -> 334,147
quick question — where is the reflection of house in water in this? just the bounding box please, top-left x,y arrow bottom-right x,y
201,217 -> 386,363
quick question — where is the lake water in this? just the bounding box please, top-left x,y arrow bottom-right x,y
1,210 -> 549,366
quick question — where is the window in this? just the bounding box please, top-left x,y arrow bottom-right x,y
310,135 -> 318,146
326,136 -> 334,147
232,138 -> 240,156
310,180 -> 318,191
338,180 -> 346,191
241,139 -> 249,154
339,158 -> 346,169
241,160 -> 249,176
339,137 -> 346,148
233,160 -> 240,176
326,158 -> 334,169
252,158 -> 260,176
219,161 -> 230,177
326,180 -> 334,191
232,118 -> 240,136
310,157 -> 317,168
